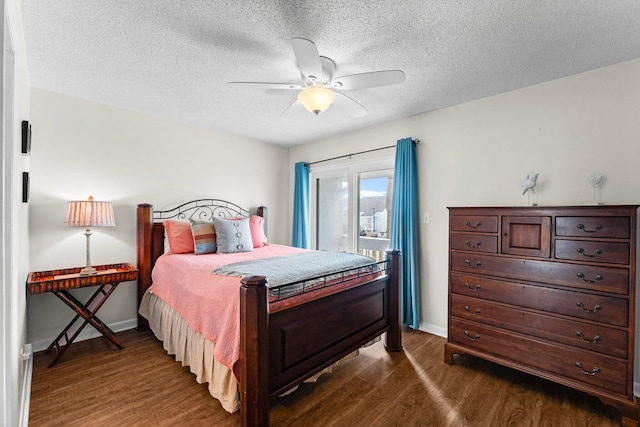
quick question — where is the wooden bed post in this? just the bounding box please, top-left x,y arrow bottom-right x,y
136,203 -> 153,331
385,250 -> 403,352
240,275 -> 269,427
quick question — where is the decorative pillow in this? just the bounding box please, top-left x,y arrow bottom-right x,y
164,220 -> 194,254
249,215 -> 268,248
190,219 -> 217,254
213,217 -> 254,253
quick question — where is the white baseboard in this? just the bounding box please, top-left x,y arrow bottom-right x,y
31,318 -> 138,353
20,348 -> 33,427
417,321 -> 447,338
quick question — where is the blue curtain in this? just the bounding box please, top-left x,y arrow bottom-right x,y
292,162 -> 310,248
390,137 -> 420,329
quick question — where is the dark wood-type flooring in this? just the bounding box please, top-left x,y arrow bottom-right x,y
29,328 -> 623,426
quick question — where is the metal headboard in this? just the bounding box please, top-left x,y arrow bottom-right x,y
153,199 -> 253,222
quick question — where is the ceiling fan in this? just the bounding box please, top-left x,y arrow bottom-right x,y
228,38 -> 406,117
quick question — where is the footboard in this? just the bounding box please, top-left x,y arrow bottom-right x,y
239,250 -> 402,427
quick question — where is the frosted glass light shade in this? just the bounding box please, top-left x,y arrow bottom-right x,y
297,86 -> 336,115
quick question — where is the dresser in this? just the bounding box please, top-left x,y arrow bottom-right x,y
445,206 -> 639,426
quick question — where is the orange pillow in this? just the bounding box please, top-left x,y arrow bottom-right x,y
164,220 -> 194,254
249,215 -> 268,248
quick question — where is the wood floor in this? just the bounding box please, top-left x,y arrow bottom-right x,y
29,328 -> 623,426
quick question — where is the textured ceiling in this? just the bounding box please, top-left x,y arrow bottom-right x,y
21,1 -> 640,146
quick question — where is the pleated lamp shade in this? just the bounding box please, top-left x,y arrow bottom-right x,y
64,196 -> 115,228
64,196 -> 115,276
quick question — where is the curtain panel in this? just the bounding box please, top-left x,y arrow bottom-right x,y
390,137 -> 421,329
292,162 -> 310,248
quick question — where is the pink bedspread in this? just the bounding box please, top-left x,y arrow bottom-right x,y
150,244 -> 307,370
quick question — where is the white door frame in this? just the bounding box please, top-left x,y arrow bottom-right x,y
1,1 -> 16,424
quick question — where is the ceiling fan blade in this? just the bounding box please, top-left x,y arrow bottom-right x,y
333,92 -> 367,117
228,82 -> 302,90
280,99 -> 304,117
332,70 -> 405,90
291,38 -> 323,82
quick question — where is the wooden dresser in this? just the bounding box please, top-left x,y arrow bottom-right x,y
445,205 -> 639,426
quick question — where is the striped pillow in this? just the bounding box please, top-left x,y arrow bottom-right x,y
190,219 -> 217,254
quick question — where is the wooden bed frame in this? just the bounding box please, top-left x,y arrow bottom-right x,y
135,200 -> 402,426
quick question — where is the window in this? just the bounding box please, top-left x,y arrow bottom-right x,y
310,157 -> 394,261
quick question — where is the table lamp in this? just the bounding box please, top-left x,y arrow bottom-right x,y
64,196 -> 115,276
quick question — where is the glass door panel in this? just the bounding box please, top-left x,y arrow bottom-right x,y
316,175 -> 348,252
357,169 -> 393,261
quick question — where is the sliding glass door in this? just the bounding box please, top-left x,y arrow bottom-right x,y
311,157 -> 394,258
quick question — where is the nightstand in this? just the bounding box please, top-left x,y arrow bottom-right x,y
27,263 -> 138,367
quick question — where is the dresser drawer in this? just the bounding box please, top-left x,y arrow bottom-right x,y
451,252 -> 630,295
449,318 -> 628,395
556,216 -> 630,239
450,294 -> 628,358
450,215 -> 498,233
555,240 -> 630,265
450,234 -> 498,253
450,273 -> 629,326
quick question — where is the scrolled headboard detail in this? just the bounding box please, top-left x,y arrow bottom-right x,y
154,199 -> 250,221
136,199 -> 267,330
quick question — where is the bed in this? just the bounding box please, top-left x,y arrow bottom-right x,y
136,199 -> 402,426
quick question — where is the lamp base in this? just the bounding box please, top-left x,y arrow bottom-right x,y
79,266 -> 98,276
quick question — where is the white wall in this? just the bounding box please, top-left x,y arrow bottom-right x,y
27,89 -> 290,347
290,58 -> 640,338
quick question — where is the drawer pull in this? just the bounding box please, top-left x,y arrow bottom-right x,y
576,331 -> 601,344
463,330 -> 480,341
464,305 -> 481,316
576,302 -> 601,313
576,248 -> 603,258
464,259 -> 482,268
576,223 -> 604,233
464,240 -> 482,249
575,362 -> 601,376
464,283 -> 481,292
576,272 -> 603,283
465,220 -> 483,229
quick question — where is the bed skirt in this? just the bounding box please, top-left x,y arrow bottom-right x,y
139,290 -> 240,412
139,289 -> 362,413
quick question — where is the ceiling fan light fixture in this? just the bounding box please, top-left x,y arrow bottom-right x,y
297,86 -> 335,115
